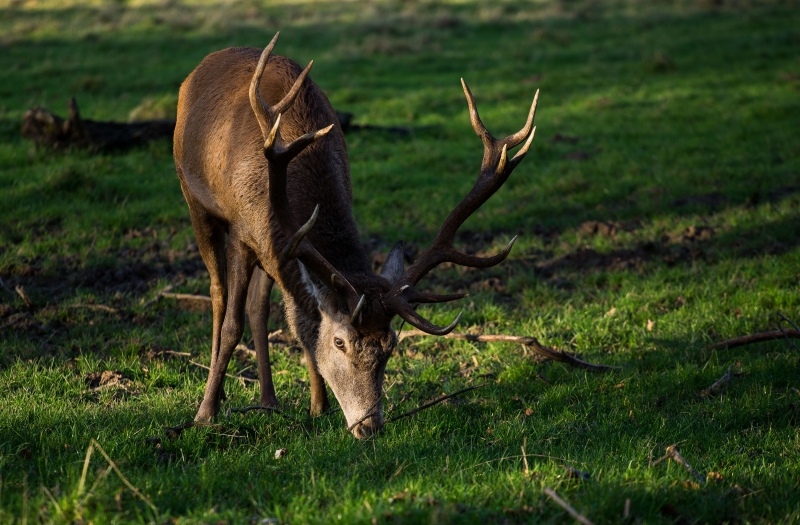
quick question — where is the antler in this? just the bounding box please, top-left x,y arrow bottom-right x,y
249,32 -> 363,315
381,79 -> 539,335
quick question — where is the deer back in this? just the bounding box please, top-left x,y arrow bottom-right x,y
174,47 -> 368,283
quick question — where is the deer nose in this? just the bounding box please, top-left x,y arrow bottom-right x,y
352,415 -> 384,439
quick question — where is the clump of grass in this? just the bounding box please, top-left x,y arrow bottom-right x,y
128,94 -> 178,122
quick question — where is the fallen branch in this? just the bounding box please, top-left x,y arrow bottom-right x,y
387,384 -> 485,423
67,304 -> 118,314
161,292 -> 212,303
652,444 -> 705,485
708,329 -> 800,350
188,360 -> 257,383
22,98 -> 175,153
398,330 -> 617,372
141,284 -> 174,308
22,99 -> 380,153
544,487 -> 594,525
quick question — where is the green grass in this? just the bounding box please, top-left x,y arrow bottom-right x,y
2,0 -> 800,523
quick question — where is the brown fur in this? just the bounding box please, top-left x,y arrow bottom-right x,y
175,47 -> 391,437
174,38 -> 538,439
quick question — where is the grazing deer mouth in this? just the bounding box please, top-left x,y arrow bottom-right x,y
350,413 -> 384,440
346,397 -> 385,439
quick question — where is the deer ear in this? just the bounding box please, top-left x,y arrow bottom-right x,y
381,241 -> 405,283
298,261 -> 338,315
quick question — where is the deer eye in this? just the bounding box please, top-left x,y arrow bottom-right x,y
334,337 -> 345,350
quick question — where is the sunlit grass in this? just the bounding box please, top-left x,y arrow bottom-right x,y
1,0 -> 800,523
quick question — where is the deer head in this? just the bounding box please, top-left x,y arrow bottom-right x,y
249,33 -> 538,438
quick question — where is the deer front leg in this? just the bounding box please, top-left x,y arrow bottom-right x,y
306,349 -> 330,416
196,234 -> 256,422
246,267 -> 278,408
180,180 -> 230,404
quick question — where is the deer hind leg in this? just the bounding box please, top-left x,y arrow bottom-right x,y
246,267 -> 278,408
195,231 -> 257,422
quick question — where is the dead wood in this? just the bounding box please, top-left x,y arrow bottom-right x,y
544,488 -> 595,525
141,284 -> 174,308
386,384 -> 485,423
707,329 -> 800,350
652,444 -> 705,485
161,292 -> 212,303
15,285 -> 33,308
22,98 -> 175,153
701,366 -> 731,396
398,330 -> 617,372
21,99 -> 378,153
67,304 -> 118,313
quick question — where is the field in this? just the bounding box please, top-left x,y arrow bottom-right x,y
1,0 -> 800,523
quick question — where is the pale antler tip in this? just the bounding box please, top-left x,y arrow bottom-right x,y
495,144 -> 508,175
351,294 -> 366,324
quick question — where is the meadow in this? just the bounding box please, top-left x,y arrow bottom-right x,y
1,0 -> 799,522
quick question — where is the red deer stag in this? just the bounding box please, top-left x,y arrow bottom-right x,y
173,32 -> 538,439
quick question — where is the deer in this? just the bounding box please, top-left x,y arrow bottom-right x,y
173,32 -> 538,439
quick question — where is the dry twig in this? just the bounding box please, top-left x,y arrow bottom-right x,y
15,285 -> 33,308
701,366 -> 732,396
161,292 -> 212,303
708,329 -> 800,350
235,331 -> 296,353
777,312 -> 800,351
141,284 -> 174,308
67,304 -> 118,313
387,384 -> 485,423
398,330 -> 617,372
347,396 -> 385,432
544,487 -> 594,525
90,439 -> 157,512
652,444 -> 705,485
188,360 -> 257,383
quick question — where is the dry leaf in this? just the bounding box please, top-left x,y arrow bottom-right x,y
274,448 -> 287,459
647,319 -> 655,331
606,307 -> 617,317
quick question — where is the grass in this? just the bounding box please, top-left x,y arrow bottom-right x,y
1,0 -> 800,523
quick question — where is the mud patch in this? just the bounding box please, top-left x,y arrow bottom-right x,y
577,221 -> 618,238
535,247 -> 649,276
562,150 -> 591,161
670,192 -> 728,208
84,370 -> 142,397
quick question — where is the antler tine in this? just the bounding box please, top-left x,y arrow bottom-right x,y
281,204 -> 319,262
504,89 -> 539,149
461,78 -> 494,147
273,60 -> 314,116
381,82 -> 538,335
249,31 -> 315,142
248,35 -> 360,314
249,32 -> 281,138
396,305 -> 463,336
509,126 -> 536,169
